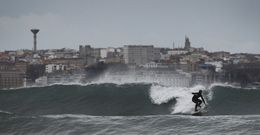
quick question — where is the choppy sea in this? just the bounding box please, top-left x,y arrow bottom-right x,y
1,80 -> 260,134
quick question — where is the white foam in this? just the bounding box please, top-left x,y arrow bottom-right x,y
41,114 -> 93,119
149,84 -> 206,114
0,110 -> 13,114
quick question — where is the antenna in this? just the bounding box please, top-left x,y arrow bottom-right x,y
31,29 -> 40,53
173,41 -> 175,49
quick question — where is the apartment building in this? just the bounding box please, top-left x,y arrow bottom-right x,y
123,45 -> 159,65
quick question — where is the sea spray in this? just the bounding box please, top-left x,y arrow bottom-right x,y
93,70 -> 191,87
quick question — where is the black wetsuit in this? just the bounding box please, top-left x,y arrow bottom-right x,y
192,92 -> 205,111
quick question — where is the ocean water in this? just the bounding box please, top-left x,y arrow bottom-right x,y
1,82 -> 260,134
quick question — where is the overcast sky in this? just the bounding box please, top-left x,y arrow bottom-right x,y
0,0 -> 259,53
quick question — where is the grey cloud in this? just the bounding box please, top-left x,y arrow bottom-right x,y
0,0 -> 259,53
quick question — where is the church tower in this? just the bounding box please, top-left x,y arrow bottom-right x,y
184,36 -> 191,50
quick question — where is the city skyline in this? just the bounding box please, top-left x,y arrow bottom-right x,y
0,0 -> 260,53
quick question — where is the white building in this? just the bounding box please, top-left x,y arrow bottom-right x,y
123,45 -> 159,65
44,49 -> 78,60
100,48 -> 108,58
142,62 -> 168,68
100,47 -> 121,58
168,49 -> 188,55
205,61 -> 223,72
45,64 -> 66,73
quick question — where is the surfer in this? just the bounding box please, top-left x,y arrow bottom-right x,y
192,90 -> 206,111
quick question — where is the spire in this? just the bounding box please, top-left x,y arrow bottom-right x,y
184,36 -> 191,50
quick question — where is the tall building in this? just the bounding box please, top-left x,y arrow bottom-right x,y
184,36 -> 191,50
79,45 -> 96,65
123,45 -> 158,65
0,62 -> 26,89
0,71 -> 25,89
79,45 -> 92,58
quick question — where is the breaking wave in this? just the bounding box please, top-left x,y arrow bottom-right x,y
1,82 -> 260,116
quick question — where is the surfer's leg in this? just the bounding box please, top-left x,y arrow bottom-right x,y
195,102 -> 199,111
197,100 -> 202,107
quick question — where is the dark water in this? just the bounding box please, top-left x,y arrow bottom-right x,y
1,83 -> 260,134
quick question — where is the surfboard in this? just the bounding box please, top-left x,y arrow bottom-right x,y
192,110 -> 204,116
192,105 -> 207,116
